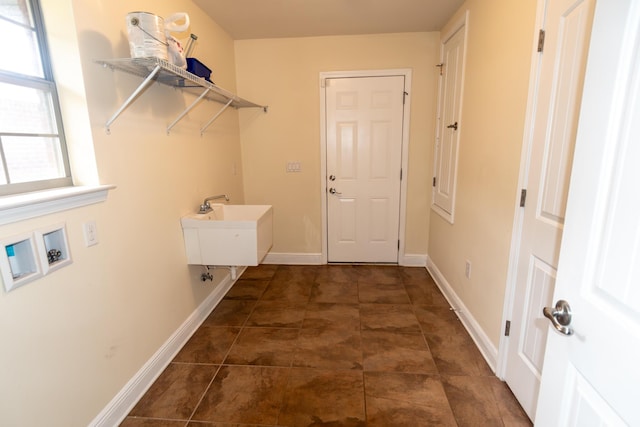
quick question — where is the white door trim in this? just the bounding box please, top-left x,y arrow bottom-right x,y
441,9 -> 469,43
497,0 -> 548,379
319,69 -> 412,265
431,11 -> 469,223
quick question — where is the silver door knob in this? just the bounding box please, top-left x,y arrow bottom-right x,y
329,188 -> 342,195
543,300 -> 574,336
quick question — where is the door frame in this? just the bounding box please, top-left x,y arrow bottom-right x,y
319,69 -> 412,265
497,0 -> 549,378
431,11 -> 469,224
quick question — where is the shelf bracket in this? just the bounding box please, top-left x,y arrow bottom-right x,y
105,65 -> 162,134
200,98 -> 234,135
167,87 -> 211,134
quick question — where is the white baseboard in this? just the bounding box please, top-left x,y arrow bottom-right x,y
89,267 -> 244,427
426,256 -> 498,372
263,252 -> 426,267
262,252 -> 323,265
399,254 -> 427,267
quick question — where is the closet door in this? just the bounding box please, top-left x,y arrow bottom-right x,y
432,21 -> 466,222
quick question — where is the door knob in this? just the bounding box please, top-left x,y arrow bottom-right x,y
543,300 -> 574,336
329,188 -> 342,195
447,121 -> 458,131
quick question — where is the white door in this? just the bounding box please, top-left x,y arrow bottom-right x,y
504,0 -> 595,420
535,0 -> 640,424
432,22 -> 466,222
325,76 -> 405,263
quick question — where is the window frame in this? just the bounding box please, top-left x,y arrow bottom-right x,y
0,0 -> 73,196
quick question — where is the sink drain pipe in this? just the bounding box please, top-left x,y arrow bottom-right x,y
200,266 -> 238,282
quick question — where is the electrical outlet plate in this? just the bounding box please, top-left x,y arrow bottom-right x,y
465,260 -> 471,279
83,221 -> 99,247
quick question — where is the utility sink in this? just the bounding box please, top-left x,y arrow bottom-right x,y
181,204 -> 273,266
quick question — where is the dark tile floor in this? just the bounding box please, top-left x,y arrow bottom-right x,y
121,264 -> 532,427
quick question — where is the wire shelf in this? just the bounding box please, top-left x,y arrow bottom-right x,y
95,57 -> 267,134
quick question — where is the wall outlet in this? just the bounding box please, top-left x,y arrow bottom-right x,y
465,260 -> 472,279
83,221 -> 99,247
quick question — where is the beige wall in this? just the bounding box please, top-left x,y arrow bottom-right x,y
428,0 -> 537,346
0,0 -> 540,423
234,33 -> 439,257
0,1 -> 244,425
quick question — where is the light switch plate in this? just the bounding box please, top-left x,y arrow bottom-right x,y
286,161 -> 302,173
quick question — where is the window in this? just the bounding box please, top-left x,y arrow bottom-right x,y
0,0 -> 71,196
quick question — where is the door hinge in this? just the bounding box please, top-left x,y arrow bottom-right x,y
505,320 -> 511,336
537,29 -> 546,52
403,91 -> 408,104
398,240 -> 400,250
400,169 -> 403,180
520,189 -> 527,207
433,177 -> 436,187
436,63 -> 444,76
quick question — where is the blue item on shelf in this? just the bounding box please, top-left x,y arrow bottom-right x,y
186,58 -> 212,82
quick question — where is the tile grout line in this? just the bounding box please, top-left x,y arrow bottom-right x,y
356,278 -> 370,424
401,274 -> 467,427
274,265 -> 316,426
185,269 -> 278,424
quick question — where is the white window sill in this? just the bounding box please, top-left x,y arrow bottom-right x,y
0,185 -> 115,226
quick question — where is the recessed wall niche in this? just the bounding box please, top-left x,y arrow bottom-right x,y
0,223 -> 73,292
0,232 -> 42,292
35,223 -> 72,275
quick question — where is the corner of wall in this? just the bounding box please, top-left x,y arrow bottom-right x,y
426,256 -> 498,371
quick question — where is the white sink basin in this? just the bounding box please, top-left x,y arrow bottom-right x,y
180,204 -> 273,266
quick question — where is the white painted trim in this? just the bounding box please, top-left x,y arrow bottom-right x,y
262,252 -> 323,265
430,204 -> 454,224
320,75 -> 329,264
88,267 -> 244,427
397,71 -> 412,266
0,185 -> 115,226
427,256 -> 498,372
430,11 -> 470,224
262,251 -> 424,267
319,69 -> 412,264
497,0 -> 549,380
399,254 -> 427,267
441,10 -> 470,43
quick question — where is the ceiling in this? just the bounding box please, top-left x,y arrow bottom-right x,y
192,0 -> 465,40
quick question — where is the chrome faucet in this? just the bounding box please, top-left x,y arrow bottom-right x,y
199,194 -> 229,213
